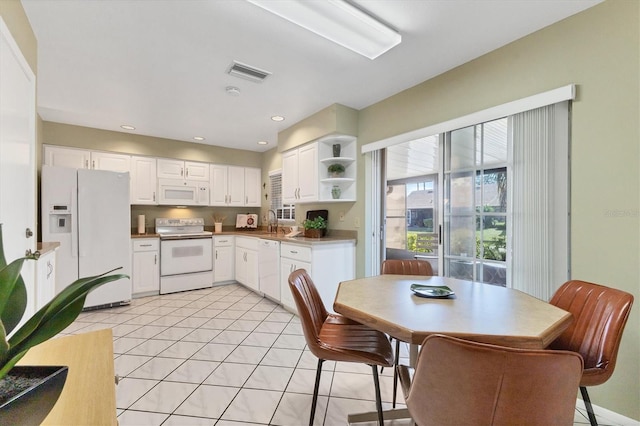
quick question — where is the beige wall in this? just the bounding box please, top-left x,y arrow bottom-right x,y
355,0 -> 639,419
42,122 -> 263,168
0,0 -> 36,74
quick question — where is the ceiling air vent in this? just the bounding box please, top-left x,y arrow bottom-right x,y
227,61 -> 271,83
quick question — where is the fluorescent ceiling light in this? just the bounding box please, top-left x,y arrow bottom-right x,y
247,0 -> 401,59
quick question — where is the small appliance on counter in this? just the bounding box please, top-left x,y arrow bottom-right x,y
236,213 -> 258,229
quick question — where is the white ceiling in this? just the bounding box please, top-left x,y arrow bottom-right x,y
21,0 -> 601,153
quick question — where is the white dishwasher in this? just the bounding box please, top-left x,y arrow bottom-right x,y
259,239 -> 280,301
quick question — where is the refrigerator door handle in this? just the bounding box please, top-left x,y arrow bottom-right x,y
71,189 -> 79,258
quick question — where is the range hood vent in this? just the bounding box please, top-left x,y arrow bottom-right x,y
227,61 -> 271,83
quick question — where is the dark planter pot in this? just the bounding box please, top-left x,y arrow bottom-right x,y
0,365 -> 68,425
304,228 -> 324,238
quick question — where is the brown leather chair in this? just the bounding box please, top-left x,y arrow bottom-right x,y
398,334 -> 584,426
288,269 -> 394,426
381,258 -> 433,276
549,280 -> 634,426
381,258 -> 432,407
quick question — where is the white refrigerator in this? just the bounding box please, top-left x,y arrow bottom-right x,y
41,165 -> 132,309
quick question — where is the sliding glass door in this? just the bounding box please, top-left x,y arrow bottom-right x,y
384,135 -> 440,274
443,118 -> 509,285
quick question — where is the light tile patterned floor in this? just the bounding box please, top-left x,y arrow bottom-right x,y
60,283 -> 622,425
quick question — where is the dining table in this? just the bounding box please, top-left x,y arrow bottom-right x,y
333,274 -> 574,424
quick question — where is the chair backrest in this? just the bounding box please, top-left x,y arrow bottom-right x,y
288,269 -> 329,357
549,279 -> 634,386
405,334 -> 583,426
381,259 -> 432,276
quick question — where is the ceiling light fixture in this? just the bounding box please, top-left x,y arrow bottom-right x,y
271,115 -> 285,122
225,86 -> 241,96
246,0 -> 401,59
257,141 -> 269,145
193,136 -> 205,141
120,125 -> 135,130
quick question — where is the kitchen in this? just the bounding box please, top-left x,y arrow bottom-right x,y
1,0 -> 638,424
40,135 -> 357,313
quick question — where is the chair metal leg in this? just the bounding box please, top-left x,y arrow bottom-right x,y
580,386 -> 598,426
310,359 -> 325,426
371,364 -> 385,425
392,338 -> 400,408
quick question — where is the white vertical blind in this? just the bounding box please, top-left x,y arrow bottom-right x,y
510,102 -> 570,300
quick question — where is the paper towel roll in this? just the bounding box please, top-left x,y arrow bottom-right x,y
137,215 -> 145,234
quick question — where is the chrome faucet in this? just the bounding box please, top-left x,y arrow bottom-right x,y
268,210 -> 278,234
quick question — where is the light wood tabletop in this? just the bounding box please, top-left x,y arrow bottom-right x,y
333,275 -> 573,349
17,329 -> 117,426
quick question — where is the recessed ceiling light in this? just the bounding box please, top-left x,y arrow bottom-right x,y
257,141 -> 269,145
120,125 -> 135,130
193,136 -> 205,141
271,115 -> 285,122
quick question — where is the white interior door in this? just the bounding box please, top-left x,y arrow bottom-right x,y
0,18 -> 37,319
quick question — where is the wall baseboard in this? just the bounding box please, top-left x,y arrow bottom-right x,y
577,399 -> 640,426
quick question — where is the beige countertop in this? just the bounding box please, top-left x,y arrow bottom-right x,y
130,230 -> 356,245
37,241 -> 60,255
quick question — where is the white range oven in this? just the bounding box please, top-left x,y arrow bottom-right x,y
156,217 -> 213,294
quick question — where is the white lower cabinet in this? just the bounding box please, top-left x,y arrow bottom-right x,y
280,241 -> 355,313
235,237 -> 259,291
132,238 -> 160,297
36,249 -> 57,311
214,236 -> 235,283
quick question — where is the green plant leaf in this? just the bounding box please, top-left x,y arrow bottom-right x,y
0,258 -> 28,335
8,271 -> 126,351
0,225 -> 28,335
0,321 -> 9,365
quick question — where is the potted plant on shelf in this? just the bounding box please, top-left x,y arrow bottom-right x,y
0,225 -> 126,425
302,216 -> 327,238
327,163 -> 345,178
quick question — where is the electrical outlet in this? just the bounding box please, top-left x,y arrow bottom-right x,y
339,211 -> 345,222
354,217 -> 360,228
262,214 -> 267,223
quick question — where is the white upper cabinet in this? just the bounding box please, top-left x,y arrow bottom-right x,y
91,151 -> 131,173
282,142 -> 318,203
227,166 -> 245,207
130,156 -> 157,205
157,159 -> 209,181
44,145 -> 131,173
44,145 -> 91,169
244,167 -> 261,207
210,165 -> 261,207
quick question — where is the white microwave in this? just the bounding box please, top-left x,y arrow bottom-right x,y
158,178 -> 209,205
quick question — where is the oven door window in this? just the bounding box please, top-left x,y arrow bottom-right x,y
160,238 -> 213,276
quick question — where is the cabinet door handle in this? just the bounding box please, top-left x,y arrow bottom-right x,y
92,160 -> 95,169
154,254 -> 157,265
153,192 -> 156,202
245,195 -> 248,204
85,159 -> 89,168
140,244 -> 152,247
46,261 -> 53,279
290,250 -> 298,254
186,168 -> 189,178
215,250 -> 218,260
181,167 -> 184,177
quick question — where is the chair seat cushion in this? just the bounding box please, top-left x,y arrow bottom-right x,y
315,318 -> 394,366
